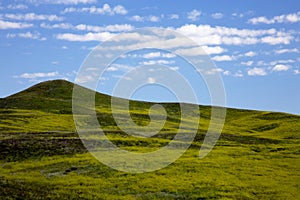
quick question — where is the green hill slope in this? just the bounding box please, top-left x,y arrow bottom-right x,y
0,79 -> 112,114
0,79 -> 299,199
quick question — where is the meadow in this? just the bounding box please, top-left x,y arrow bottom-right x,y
0,80 -> 299,199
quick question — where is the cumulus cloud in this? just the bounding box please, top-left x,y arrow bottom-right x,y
142,52 -> 176,59
247,67 -> 267,76
28,0 -> 96,5
7,4 -> 28,10
4,13 -> 64,21
140,60 -> 175,65
129,15 -> 160,22
205,68 -> 224,75
176,24 -> 293,46
175,46 -> 226,56
129,15 -> 144,22
211,12 -> 223,19
249,12 -> 300,24
187,10 -> 201,21
56,32 -> 114,42
274,48 -> 299,54
7,31 -> 46,40
202,46 -> 226,55
41,22 -> 134,32
272,64 -> 290,72
261,35 -> 292,45
15,71 -> 59,79
62,4 -> 128,15
147,77 -> 156,84
106,66 -> 118,72
75,24 -> 134,32
233,70 -> 244,77
270,59 -> 294,65
232,13 -> 244,18
0,20 -> 33,29
149,16 -> 160,22
40,22 -> 73,29
212,55 -> 234,61
244,51 -> 256,57
223,70 -> 230,76
169,14 -> 179,20
241,61 -> 254,66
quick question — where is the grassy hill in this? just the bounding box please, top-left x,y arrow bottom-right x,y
0,79 -> 299,199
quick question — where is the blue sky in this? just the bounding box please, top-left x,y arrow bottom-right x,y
0,0 -> 299,114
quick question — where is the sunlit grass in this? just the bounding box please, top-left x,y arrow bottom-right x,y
0,80 -> 299,199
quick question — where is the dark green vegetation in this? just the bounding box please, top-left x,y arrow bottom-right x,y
0,80 -> 299,199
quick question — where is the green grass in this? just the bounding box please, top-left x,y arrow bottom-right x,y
0,79 -> 299,199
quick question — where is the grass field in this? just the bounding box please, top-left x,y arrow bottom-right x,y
0,80 -> 299,199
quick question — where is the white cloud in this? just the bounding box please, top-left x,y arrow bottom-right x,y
205,68 -> 224,75
142,52 -> 175,59
244,51 -> 256,57
233,71 -> 244,77
112,75 -> 132,81
76,75 -> 96,83
123,52 -> 176,59
249,12 -> 300,24
129,15 -> 144,22
256,60 -> 269,66
112,5 -> 128,15
294,69 -> 300,74
241,61 -> 253,66
51,61 -> 59,65
142,52 -> 162,59
261,35 -> 292,45
187,10 -> 201,21
108,64 -> 134,71
141,60 -> 175,65
129,15 -> 160,22
5,13 -> 63,21
202,46 -> 226,55
176,24 -> 293,46
41,22 -> 134,32
248,16 -> 272,24
0,20 -> 33,29
56,32 -> 115,42
270,59 -> 295,65
169,14 -> 179,20
272,64 -> 290,72
75,24 -> 133,32
28,0 -> 96,5
223,70 -> 230,76
62,4 -> 128,15
106,66 -> 118,71
275,48 -> 299,54
212,55 -> 234,61
149,15 -> 160,22
175,46 -> 226,56
40,22 -> 73,29
7,31 -> 46,40
232,13 -> 244,18
161,53 -> 176,58
7,4 -> 28,10
16,71 -> 59,79
170,66 -> 179,71
147,77 -> 156,84
247,67 -> 267,76
211,13 -> 223,19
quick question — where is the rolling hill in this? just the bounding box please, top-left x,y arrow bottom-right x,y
0,79 -> 299,199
